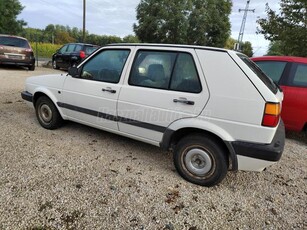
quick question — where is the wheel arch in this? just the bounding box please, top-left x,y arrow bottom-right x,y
160,121 -> 238,170
32,89 -> 65,119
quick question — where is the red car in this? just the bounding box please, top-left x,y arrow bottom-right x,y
251,56 -> 307,132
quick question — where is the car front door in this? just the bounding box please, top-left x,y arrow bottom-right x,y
62,44 -> 76,69
54,44 -> 68,68
117,47 -> 209,143
60,48 -> 132,131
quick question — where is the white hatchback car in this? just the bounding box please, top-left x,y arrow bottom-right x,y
21,44 -> 285,186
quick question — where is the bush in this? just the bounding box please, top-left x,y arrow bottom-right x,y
30,42 -> 62,59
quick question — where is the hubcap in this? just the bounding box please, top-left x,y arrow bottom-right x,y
184,148 -> 212,176
40,104 -> 52,123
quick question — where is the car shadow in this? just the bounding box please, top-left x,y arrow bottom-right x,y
286,130 -> 307,145
0,64 -> 29,71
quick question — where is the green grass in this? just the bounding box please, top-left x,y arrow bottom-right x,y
30,42 -> 62,59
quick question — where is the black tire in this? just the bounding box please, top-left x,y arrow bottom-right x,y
173,134 -> 228,187
35,96 -> 63,130
28,65 -> 35,71
52,60 -> 59,69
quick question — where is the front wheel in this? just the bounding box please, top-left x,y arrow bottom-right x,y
52,59 -> 59,69
35,96 -> 63,130
173,135 -> 228,187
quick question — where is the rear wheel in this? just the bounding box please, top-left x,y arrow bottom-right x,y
35,96 -> 63,130
173,134 -> 228,187
28,65 -> 35,71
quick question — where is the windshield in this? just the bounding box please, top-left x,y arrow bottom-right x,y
237,54 -> 278,94
0,36 -> 30,48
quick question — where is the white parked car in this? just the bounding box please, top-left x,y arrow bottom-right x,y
21,44 -> 285,186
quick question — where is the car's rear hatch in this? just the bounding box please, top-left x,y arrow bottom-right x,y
0,36 -> 33,62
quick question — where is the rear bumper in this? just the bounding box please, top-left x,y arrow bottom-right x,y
21,91 -> 33,103
0,57 -> 35,66
231,121 -> 285,171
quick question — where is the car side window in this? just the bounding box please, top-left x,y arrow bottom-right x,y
66,44 -> 76,53
74,44 -> 82,52
80,49 -> 130,83
129,50 -> 201,93
254,61 -> 287,83
129,51 -> 176,89
85,46 -> 97,55
292,64 -> 307,87
170,53 -> 201,93
59,45 -> 68,54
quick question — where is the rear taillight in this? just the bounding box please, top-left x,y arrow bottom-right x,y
262,102 -> 281,127
80,51 -> 86,59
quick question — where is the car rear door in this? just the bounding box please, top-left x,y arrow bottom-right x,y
281,62 -> 307,131
117,47 -> 209,142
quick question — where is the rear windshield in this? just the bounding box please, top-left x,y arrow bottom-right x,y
84,46 -> 98,55
237,54 -> 278,94
0,36 -> 30,48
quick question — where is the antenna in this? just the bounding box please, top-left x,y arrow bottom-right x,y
234,0 -> 255,51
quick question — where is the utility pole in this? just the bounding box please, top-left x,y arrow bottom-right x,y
234,0 -> 255,51
83,0 -> 86,42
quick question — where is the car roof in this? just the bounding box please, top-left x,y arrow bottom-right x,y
66,43 -> 99,47
106,43 -> 228,53
251,56 -> 307,64
0,34 -> 29,41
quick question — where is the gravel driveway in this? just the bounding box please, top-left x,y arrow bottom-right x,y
0,66 -> 306,229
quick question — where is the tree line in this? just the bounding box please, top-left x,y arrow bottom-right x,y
19,25 -> 140,46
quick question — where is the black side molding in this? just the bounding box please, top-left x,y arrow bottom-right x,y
21,91 -> 33,103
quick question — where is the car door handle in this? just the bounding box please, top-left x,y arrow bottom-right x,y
173,97 -> 195,105
102,87 -> 116,94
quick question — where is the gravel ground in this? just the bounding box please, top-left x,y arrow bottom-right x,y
0,66 -> 306,229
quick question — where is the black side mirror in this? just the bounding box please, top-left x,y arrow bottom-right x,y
68,66 -> 79,78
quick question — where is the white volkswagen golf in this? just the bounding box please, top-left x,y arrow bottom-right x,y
21,44 -> 285,186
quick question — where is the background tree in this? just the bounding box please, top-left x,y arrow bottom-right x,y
257,0 -> 307,57
266,41 -> 285,56
134,0 -> 232,47
0,0 -> 27,34
242,41 -> 253,57
122,35 -> 140,43
134,0 -> 191,44
224,37 -> 254,57
187,0 -> 232,47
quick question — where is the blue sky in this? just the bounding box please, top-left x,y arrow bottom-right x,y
18,0 -> 280,56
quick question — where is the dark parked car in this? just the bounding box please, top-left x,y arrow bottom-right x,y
52,43 -> 99,70
252,56 -> 307,132
0,34 -> 35,71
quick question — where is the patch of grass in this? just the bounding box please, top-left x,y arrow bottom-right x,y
30,42 -> 62,59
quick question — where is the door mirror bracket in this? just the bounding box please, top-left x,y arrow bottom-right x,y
68,66 -> 80,78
